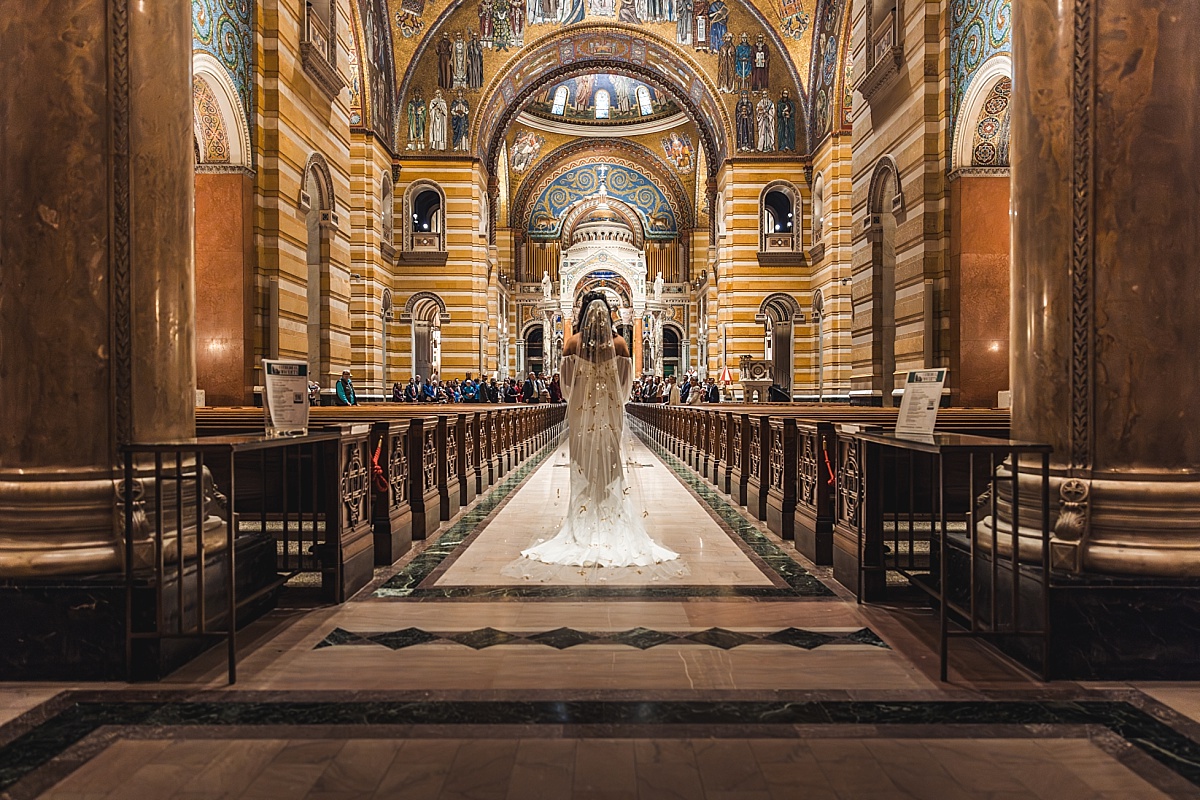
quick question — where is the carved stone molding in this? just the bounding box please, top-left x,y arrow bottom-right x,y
856,46 -> 904,106
301,42 -> 346,101
1069,0 -> 1095,473
947,166 -> 1010,182
756,250 -> 809,267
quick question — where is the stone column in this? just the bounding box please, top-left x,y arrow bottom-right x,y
0,0 -> 196,576
1011,0 -> 1200,576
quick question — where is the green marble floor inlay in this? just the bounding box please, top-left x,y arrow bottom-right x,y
374,440 -> 561,598
373,418 -> 833,600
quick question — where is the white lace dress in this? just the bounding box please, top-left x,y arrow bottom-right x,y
520,352 -> 679,568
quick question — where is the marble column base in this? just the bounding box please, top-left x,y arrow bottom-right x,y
980,467 -> 1200,578
0,533 -> 277,681
943,540 -> 1200,680
0,469 -> 121,577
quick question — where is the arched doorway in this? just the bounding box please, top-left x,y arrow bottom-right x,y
758,293 -> 802,397
302,155 -> 336,386
662,325 -> 682,377
867,157 -> 902,406
523,324 -> 544,375
403,292 -> 449,381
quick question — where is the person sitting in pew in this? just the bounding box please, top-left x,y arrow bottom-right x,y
335,370 -> 358,406
422,377 -> 438,403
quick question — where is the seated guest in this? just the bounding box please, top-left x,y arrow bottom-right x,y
335,370 -> 358,406
422,378 -> 438,403
461,379 -> 477,403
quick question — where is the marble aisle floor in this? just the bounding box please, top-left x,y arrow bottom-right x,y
434,437 -> 774,587
5,422 -> 1200,799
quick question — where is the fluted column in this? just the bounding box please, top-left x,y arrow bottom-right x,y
1011,0 -> 1200,575
0,0 -> 196,576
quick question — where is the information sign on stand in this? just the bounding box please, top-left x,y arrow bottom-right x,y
263,360 -> 310,437
895,369 -> 947,440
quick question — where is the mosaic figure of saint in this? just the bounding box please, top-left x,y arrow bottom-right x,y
618,0 -> 641,24
479,0 -> 495,47
707,0 -> 728,53
492,1 -> 512,50
429,89 -> 449,151
611,75 -> 634,114
451,90 -> 471,151
509,0 -> 525,43
467,32 -> 484,88
407,88 -> 427,149
751,33 -> 770,91
735,32 -> 752,89
436,33 -> 453,89
755,92 -> 776,152
777,88 -> 796,151
676,0 -> 692,44
718,40 -> 735,92
452,31 -> 468,88
735,90 -> 753,151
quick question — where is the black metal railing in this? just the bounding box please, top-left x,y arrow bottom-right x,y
121,431 -> 340,684
841,430 -> 1052,680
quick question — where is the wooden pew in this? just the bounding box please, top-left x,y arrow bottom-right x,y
628,404 -> 1011,575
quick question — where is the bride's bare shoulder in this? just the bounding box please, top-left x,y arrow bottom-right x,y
613,336 -> 630,358
563,333 -> 582,357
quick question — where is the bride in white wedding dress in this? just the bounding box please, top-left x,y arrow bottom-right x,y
520,292 -> 680,568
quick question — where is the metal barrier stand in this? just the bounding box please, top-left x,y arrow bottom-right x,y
122,431 -> 341,684
849,431 -> 1053,681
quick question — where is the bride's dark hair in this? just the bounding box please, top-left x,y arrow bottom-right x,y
576,290 -> 611,320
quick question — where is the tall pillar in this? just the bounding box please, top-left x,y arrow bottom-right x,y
1012,0 -> 1200,576
0,0 -> 196,576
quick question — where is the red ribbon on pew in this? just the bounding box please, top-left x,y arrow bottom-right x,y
823,446 -> 835,486
371,439 -> 389,494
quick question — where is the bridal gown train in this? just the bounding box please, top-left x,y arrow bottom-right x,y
520,349 -> 679,568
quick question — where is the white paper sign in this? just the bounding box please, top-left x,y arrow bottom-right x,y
263,360 -> 310,437
895,369 -> 947,439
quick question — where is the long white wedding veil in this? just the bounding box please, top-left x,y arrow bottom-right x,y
561,297 -> 632,499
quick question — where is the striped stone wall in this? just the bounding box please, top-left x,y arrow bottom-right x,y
848,0 -> 951,404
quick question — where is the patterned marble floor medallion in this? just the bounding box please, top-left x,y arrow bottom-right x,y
4,692 -> 1200,798
372,420 -> 834,600
312,625 -> 890,652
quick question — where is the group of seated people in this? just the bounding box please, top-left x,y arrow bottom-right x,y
390,372 -> 567,404
631,374 -> 721,405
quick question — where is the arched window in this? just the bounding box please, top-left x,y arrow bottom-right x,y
404,182 -> 446,253
381,173 -> 394,247
594,90 -> 611,119
636,85 -> 653,116
811,173 -> 825,242
760,183 -> 798,252
551,86 -> 569,115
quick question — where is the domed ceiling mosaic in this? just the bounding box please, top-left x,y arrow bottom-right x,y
524,74 -> 682,125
